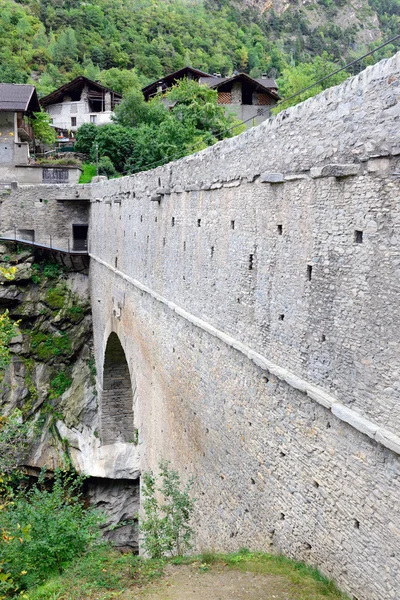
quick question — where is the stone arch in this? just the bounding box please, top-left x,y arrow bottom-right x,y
101,332 -> 135,445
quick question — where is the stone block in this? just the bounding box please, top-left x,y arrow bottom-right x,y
312,164 -> 360,178
375,429 -> 400,455
260,172 -> 285,183
331,404 -> 378,439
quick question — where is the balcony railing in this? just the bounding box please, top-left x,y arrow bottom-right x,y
17,118 -> 34,142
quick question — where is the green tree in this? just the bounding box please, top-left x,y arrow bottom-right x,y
98,155 -> 117,178
113,88 -> 168,128
74,123 -> 98,155
30,111 -> 56,145
93,124 -> 136,172
98,68 -> 143,95
275,52 -> 350,112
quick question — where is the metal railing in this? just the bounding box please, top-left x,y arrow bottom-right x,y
1,228 -> 89,255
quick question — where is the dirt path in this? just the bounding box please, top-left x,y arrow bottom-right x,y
134,563 -> 293,600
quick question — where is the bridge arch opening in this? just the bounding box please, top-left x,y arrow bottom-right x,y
101,332 -> 135,445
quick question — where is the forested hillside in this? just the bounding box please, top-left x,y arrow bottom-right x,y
0,0 -> 399,97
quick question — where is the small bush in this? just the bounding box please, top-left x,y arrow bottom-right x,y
140,459 -> 195,559
98,156 -> 117,178
0,470 -> 103,595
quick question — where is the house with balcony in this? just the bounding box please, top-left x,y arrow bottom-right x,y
142,67 -> 280,128
0,83 -> 83,185
40,77 -> 122,141
0,83 -> 39,184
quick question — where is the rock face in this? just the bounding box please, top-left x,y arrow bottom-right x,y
0,243 -> 139,549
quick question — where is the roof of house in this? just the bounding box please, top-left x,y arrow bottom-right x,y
40,76 -> 122,107
0,84 -> 40,113
142,68 -> 279,101
142,66 -> 212,98
199,73 -> 280,99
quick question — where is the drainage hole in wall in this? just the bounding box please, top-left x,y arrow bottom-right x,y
280,513 -> 285,520
183,241 -> 186,251
304,543 -> 312,550
313,480 -> 320,488
140,215 -> 143,222
231,220 -> 235,230
172,348 -> 175,353
307,264 -> 312,281
183,275 -> 186,280
146,235 -> 149,243
248,421 -> 252,426
280,451 -> 286,457
249,254 -> 254,270
163,237 -> 166,246
250,478 -> 256,485
279,314 -> 285,321
277,224 -> 283,235
237,298 -> 241,304
326,421 -> 331,429
197,218 -> 201,227
355,230 -> 363,244
155,216 -> 157,222
115,257 -> 118,268
321,334 -> 326,342
263,375 -> 269,384
354,519 -> 360,529
172,217 -> 175,227
211,246 -> 214,257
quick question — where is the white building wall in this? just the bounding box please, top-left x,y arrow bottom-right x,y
46,101 -> 114,132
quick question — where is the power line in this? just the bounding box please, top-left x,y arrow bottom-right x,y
120,33 -> 400,176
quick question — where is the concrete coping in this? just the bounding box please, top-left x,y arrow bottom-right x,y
90,252 -> 400,458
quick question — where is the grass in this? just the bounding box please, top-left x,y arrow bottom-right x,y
27,545 -> 165,600
79,163 -> 97,184
26,545 -> 349,600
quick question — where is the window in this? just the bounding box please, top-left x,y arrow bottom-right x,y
71,117 -> 77,127
90,115 -> 97,124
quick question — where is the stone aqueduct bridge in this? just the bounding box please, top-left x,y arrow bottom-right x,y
2,53 -> 400,599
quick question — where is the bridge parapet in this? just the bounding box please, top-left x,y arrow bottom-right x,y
89,53 -> 400,600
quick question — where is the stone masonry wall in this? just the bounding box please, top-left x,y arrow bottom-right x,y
0,183 -> 91,250
87,53 -> 400,600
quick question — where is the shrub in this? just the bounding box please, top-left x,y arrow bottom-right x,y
140,460 -> 195,559
0,470 -> 102,594
98,155 -> 117,178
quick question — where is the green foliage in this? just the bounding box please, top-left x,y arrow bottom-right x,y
30,112 -> 56,146
0,470 -> 102,594
91,124 -> 136,172
98,156 -> 117,178
0,409 -> 29,476
31,261 -> 63,284
29,331 -> 71,362
115,79 -> 244,174
45,285 -> 67,310
275,53 -> 350,113
0,0 -> 396,96
48,371 -> 72,400
27,546 -> 165,600
74,123 -> 98,155
0,310 -> 18,370
79,162 -> 97,184
98,68 -> 143,95
140,460 -> 195,559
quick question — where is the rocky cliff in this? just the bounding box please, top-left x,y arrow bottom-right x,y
0,243 -> 139,551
